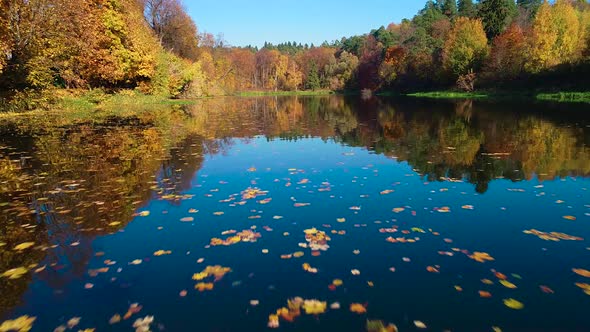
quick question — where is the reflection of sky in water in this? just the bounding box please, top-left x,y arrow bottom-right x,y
1,96 -> 589,331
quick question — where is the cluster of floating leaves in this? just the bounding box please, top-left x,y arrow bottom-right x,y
301,228 -> 330,251
209,228 -> 261,246
523,229 -> 584,241
191,265 -> 231,292
240,187 -> 268,200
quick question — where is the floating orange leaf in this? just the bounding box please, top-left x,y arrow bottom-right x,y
468,252 -> 494,263
194,282 -> 214,291
349,303 -> 367,314
573,268 -> 590,278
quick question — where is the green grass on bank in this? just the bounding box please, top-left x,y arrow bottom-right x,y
405,90 -> 590,103
536,92 -> 590,103
405,91 -> 490,99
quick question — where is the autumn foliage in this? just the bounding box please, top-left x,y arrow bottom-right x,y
0,0 -> 589,100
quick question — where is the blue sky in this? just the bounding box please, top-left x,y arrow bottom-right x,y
184,1 -> 424,47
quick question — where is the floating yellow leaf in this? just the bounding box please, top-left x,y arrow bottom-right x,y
180,217 -> 194,222
349,303 -> 367,314
302,299 -> 326,315
267,314 -> 279,328
13,242 -> 35,251
332,279 -> 343,287
503,298 -> 524,310
108,222 -> 121,226
153,250 -> 172,256
414,320 -> 427,329
499,280 -> 517,289
137,211 -> 150,217
194,282 -> 214,291
0,315 -> 36,332
563,215 -> 576,221
468,252 -> 494,263
573,268 -> 590,278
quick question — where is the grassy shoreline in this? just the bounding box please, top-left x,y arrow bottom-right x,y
403,90 -> 590,103
1,89 -> 589,121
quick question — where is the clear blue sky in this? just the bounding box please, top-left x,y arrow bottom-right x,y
184,1 -> 424,47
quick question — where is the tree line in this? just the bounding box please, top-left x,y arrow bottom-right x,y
0,0 -> 589,100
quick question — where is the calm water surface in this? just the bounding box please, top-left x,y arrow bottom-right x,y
1,96 -> 589,332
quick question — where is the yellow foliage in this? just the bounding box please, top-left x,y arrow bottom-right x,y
443,17 -> 488,76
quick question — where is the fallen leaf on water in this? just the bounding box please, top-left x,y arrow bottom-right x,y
330,302 -> 340,309
337,218 -> 346,223
499,280 -> 517,289
468,252 -> 494,263
54,325 -> 66,332
573,268 -> 590,278
13,242 -> 35,251
351,269 -> 360,275
132,316 -> 154,332
0,315 -> 36,332
180,217 -> 194,222
302,299 -> 326,315
332,279 -> 343,287
563,215 -> 576,221
129,259 -> 142,265
349,303 -> 367,314
366,320 -> 398,332
503,298 -> 524,309
84,283 -> 94,289
78,329 -> 94,332
267,314 -> 279,328
123,303 -> 142,320
414,320 -> 427,329
479,291 -> 492,298
539,285 -> 554,294
426,266 -> 439,273
109,314 -> 121,324
67,317 -> 80,329
153,250 -> 172,256
137,211 -> 150,217
574,283 -> 590,295
108,222 -> 121,227
195,282 -> 214,291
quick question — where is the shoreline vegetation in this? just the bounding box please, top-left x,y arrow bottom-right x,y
1,88 -> 589,123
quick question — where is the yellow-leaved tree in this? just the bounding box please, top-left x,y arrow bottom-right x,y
526,0 -> 585,73
443,17 -> 489,77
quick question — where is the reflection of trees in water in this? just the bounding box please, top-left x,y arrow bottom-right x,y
187,96 -> 590,192
0,118 -> 207,316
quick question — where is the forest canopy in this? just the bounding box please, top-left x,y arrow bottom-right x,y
0,0 -> 589,100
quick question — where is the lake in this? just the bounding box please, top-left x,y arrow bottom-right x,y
1,96 -> 589,332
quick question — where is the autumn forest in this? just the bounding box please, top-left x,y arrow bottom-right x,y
0,0 -> 589,103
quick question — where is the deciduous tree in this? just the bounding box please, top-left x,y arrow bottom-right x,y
443,17 -> 488,77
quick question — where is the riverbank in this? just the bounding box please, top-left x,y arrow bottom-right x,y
403,91 -> 590,103
235,90 -> 337,97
